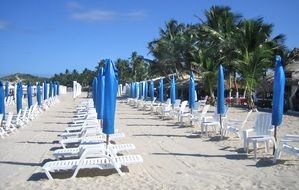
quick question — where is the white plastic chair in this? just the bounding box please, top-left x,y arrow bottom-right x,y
273,134 -> 299,163
243,113 -> 276,160
201,106 -> 229,137
224,110 -> 253,138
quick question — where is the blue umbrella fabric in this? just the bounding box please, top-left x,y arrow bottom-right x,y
92,77 -> 97,109
37,82 -> 42,106
0,82 -> 5,120
217,65 -> 225,136
189,72 -> 195,109
217,65 -> 225,115
57,82 -> 60,95
170,75 -> 176,105
97,67 -> 105,120
130,83 -> 133,98
27,82 -> 33,108
5,81 -> 9,98
53,82 -> 56,97
49,82 -> 53,98
139,82 -> 143,99
17,81 -> 23,113
272,55 -> 286,141
150,80 -> 154,101
103,59 -> 118,137
159,78 -> 164,103
144,81 -> 148,99
43,81 -> 47,100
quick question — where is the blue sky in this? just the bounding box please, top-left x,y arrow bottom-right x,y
1,0 -> 298,77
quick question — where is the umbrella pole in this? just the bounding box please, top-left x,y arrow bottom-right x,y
273,125 -> 277,155
106,134 -> 109,147
220,115 -> 223,139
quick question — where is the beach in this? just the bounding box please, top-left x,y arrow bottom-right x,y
0,92 -> 298,190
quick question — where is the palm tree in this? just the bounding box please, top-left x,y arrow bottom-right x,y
148,19 -> 187,79
202,6 -> 242,97
235,18 -> 285,109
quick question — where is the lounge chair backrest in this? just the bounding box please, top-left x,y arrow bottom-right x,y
202,105 -> 210,116
173,99 -> 181,108
242,110 -> 253,125
179,101 -> 188,113
193,102 -> 200,110
165,98 -> 170,104
255,113 -> 272,136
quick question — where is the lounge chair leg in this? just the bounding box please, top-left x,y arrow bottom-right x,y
115,166 -> 125,176
253,140 -> 257,161
44,170 -> 54,180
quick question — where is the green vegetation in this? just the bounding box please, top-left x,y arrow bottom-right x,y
50,6 -> 291,108
0,73 -> 48,84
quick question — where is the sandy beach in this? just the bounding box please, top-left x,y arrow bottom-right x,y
0,92 -> 298,190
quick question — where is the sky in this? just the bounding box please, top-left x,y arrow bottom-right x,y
1,0 -> 298,77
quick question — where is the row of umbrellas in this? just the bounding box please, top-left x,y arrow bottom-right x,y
129,72 -> 197,110
92,59 -> 118,141
0,81 -> 61,119
128,56 -> 285,139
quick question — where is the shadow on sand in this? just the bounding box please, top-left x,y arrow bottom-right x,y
28,166 -> 130,181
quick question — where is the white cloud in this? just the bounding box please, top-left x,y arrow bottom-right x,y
66,1 -> 82,9
71,10 -> 117,21
70,10 -> 146,22
0,20 -> 9,29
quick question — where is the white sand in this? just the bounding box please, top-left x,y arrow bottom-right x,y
0,92 -> 298,190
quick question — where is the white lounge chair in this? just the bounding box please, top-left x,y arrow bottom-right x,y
191,104 -> 210,127
174,101 -> 188,126
53,143 -> 136,159
2,112 -> 18,133
243,113 -> 276,160
0,114 -> 9,138
224,110 -> 252,138
60,132 -> 125,149
43,146 -> 143,179
201,106 -> 229,137
273,134 -> 299,163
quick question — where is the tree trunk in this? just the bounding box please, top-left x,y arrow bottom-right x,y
233,71 -> 239,98
209,88 -> 215,105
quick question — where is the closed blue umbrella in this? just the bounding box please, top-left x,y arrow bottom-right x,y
49,82 -> 53,98
144,81 -> 148,99
189,72 -> 195,110
217,65 -> 225,136
37,82 -> 42,106
130,83 -> 133,98
53,82 -> 56,96
43,81 -> 47,100
92,77 -> 97,109
0,82 -> 5,120
57,82 -> 60,95
272,55 -> 285,141
97,67 -> 105,121
27,82 -> 32,108
16,81 -> 23,113
132,83 -> 135,98
5,81 -> 9,98
159,78 -> 164,103
139,82 -> 143,99
170,75 -> 176,105
103,59 -> 118,144
150,80 -> 154,101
